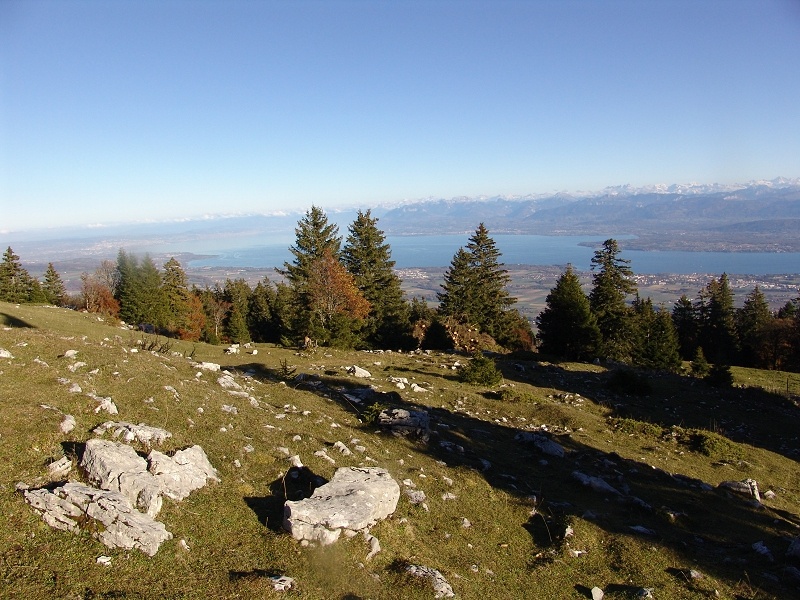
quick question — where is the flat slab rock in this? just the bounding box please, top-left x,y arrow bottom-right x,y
283,466 -> 400,545
24,482 -> 172,556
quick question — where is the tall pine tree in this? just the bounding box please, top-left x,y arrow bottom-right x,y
536,265 -> 600,361
280,206 -> 342,342
42,263 -> 67,306
0,247 -> 38,303
697,273 -> 738,365
438,224 -> 516,341
589,239 -> 637,361
342,210 -> 411,348
736,285 -> 772,367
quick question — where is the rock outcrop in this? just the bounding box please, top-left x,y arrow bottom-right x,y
283,466 -> 400,545
24,482 -> 172,557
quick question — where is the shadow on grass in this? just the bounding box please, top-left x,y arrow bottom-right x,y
245,466 -> 329,532
237,352 -> 800,596
0,312 -> 36,328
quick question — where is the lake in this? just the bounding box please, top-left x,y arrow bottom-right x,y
183,234 -> 800,275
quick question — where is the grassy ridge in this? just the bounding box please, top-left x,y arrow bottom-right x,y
1,302 -> 799,599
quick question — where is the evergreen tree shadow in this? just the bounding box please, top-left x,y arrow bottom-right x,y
263,353 -> 800,596
0,312 -> 36,328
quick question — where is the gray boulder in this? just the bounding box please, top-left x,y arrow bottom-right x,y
515,432 -> 566,457
283,467 -> 400,545
405,564 -> 455,598
93,421 -> 172,446
148,445 -> 219,501
81,439 -> 164,517
377,408 -> 430,437
24,482 -> 172,556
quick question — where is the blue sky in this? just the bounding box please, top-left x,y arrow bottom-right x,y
2,0 -> 799,232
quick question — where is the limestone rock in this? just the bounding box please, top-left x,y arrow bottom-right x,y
81,439 -> 163,517
346,365 -> 372,378
48,456 -> 72,479
719,478 -> 761,501
405,564 -> 455,598
572,471 -> 621,495
283,467 -> 400,545
148,445 -> 219,501
59,414 -> 77,434
377,408 -> 430,437
93,421 -> 172,446
24,482 -> 172,556
515,432 -> 566,457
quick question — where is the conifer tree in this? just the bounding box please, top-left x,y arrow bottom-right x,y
697,273 -> 738,365
280,206 -> 342,342
248,278 -> 278,343
281,205 -> 341,286
223,278 -> 252,344
536,265 -> 600,360
161,257 -> 191,335
589,239 -> 637,361
632,296 -> 681,371
42,263 -> 67,306
0,247 -> 37,303
671,294 -> 699,360
437,248 -> 473,319
342,210 -> 411,348
438,224 -> 516,342
736,285 -> 772,367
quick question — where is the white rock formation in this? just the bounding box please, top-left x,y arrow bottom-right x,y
81,439 -> 163,517
93,421 -> 172,446
148,445 -> 219,501
24,482 -> 172,556
283,467 -> 400,545
405,564 -> 455,598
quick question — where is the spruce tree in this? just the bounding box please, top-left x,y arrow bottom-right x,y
438,224 -> 516,342
536,265 -> 600,361
632,296 -> 681,371
161,257 -> 191,335
697,273 -> 738,365
42,263 -> 67,306
736,285 -> 772,367
223,278 -> 252,344
280,206 -> 342,342
671,294 -> 699,360
0,247 -> 37,303
589,239 -> 637,361
437,248 -> 473,319
342,210 -> 411,348
248,278 -> 277,343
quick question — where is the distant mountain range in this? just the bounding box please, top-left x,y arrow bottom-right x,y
6,178 -> 800,260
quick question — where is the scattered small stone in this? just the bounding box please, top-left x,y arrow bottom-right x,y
48,456 -> 72,479
591,587 -> 604,600
333,441 -> 352,456
96,555 -> 112,567
629,525 -> 656,536
270,575 -> 295,591
59,414 -> 76,434
221,404 -> 238,415
61,349 -> 79,359
405,564 -> 455,598
441,492 -> 456,501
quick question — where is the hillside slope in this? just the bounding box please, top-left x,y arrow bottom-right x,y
1,303 -> 799,599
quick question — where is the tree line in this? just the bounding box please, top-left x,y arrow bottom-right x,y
2,210 -> 799,373
536,239 -> 800,373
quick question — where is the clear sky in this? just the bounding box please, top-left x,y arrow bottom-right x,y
2,0 -> 799,232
